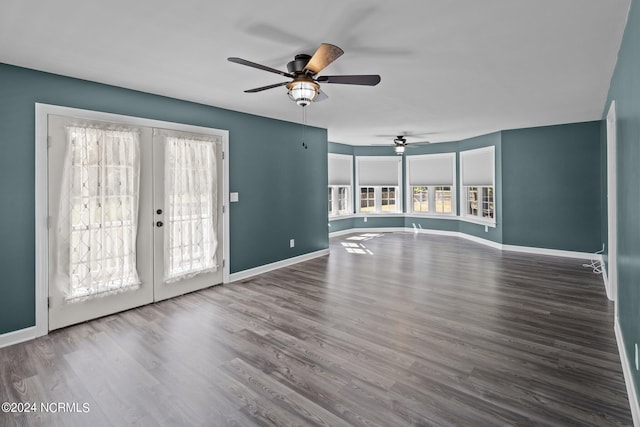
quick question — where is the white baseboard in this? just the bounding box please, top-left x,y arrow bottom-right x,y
329,227 -> 406,238
229,249 -> 330,283
408,227 -> 458,238
601,259 -> 614,301
0,326 -> 37,349
410,227 -> 505,250
502,244 -> 597,260
615,319 -> 640,426
329,228 -> 360,238
331,227 -> 594,260
458,232 -> 503,250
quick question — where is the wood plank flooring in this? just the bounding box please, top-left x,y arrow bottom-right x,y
0,232 -> 632,426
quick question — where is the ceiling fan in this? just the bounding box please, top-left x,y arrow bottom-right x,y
228,43 -> 381,107
372,135 -> 432,155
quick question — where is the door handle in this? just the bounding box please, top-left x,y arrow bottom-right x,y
156,221 -> 164,227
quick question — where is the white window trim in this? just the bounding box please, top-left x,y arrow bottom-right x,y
460,213 -> 498,228
459,146 -> 496,226
355,156 -> 402,214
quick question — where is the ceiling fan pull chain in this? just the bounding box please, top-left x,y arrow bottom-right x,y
302,106 -> 307,146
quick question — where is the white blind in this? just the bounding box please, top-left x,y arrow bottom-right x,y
407,153 -> 454,186
357,156 -> 401,186
461,146 -> 494,186
328,154 -> 352,186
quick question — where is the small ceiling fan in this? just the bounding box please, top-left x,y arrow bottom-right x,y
228,43 -> 381,107
372,135 -> 432,155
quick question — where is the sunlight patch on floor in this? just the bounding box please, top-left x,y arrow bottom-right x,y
341,241 -> 374,255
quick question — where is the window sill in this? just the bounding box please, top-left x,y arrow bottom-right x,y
329,214 -> 357,220
459,215 -> 497,228
354,212 -> 404,217
405,213 -> 458,220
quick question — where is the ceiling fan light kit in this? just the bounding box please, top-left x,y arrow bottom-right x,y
287,79 -> 319,107
228,43 -> 380,107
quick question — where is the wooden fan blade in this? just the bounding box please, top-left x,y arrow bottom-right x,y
406,141 -> 432,146
244,81 -> 290,93
304,43 -> 344,75
228,57 -> 294,78
316,75 -> 381,86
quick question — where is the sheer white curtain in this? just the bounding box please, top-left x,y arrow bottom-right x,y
56,126 -> 141,302
164,136 -> 218,283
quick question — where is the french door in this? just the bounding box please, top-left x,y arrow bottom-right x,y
47,114 -> 224,330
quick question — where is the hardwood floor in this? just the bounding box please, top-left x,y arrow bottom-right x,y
0,232 -> 632,426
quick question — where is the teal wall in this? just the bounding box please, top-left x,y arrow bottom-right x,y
502,121 -> 602,252
604,0 -> 640,404
0,63 -> 328,335
327,141 -> 353,156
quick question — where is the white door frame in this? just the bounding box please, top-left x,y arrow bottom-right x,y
606,100 -> 617,303
34,103 -> 230,337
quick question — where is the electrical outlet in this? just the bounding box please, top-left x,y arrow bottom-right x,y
290,239 -> 295,248
635,344 -> 638,370
485,225 -> 488,232
364,216 -> 368,223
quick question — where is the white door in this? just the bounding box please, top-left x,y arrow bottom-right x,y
152,129 -> 223,301
48,114 -> 224,330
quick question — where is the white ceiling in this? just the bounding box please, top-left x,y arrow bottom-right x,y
0,0 -> 630,145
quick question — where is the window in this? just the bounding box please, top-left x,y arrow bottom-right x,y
412,187 -> 429,212
482,187 -> 494,219
434,186 -> 452,213
355,156 -> 402,214
466,187 -> 479,216
359,187 -> 376,212
329,185 -> 351,215
405,153 -> 456,215
328,154 -> 353,216
337,187 -> 349,214
381,187 -> 398,211
460,146 -> 495,224
164,136 -> 218,283
59,126 -> 141,301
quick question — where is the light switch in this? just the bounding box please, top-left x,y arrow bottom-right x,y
230,192 -> 239,202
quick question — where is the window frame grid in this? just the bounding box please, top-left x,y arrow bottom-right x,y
357,185 -> 401,214
328,185 -> 352,216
